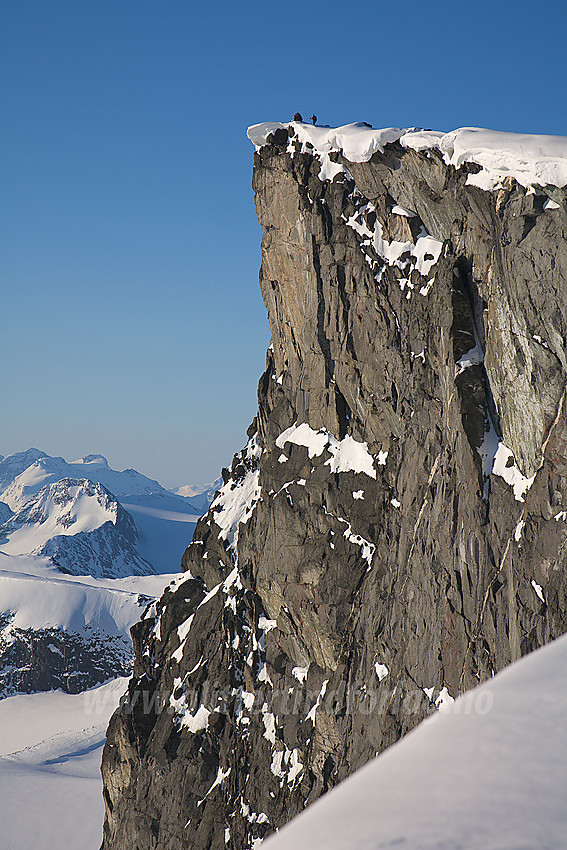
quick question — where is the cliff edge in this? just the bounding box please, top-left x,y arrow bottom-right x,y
100,121 -> 567,850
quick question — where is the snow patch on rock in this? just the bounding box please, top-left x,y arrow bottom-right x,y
374,663 -> 389,682
248,121 -> 567,192
276,424 -> 379,480
210,436 -> 262,553
492,443 -> 536,502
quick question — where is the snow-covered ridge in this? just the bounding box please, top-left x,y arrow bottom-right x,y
247,121 -> 567,192
0,449 -> 208,575
0,549 -> 173,697
0,478 -> 121,553
0,552 -> 168,636
0,450 -> 198,512
248,122 -> 406,162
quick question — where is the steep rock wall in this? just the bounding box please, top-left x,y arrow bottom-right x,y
100,125 -> 567,850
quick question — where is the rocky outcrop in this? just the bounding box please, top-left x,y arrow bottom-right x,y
100,124 -> 567,849
0,620 -> 133,697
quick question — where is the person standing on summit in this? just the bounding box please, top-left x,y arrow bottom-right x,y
292,113 -> 317,124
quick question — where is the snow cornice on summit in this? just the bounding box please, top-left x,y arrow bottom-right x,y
247,121 -> 567,192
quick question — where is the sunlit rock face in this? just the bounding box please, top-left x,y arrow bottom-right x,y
101,122 -> 567,850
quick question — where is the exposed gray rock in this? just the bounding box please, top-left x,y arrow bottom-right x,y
101,128 -> 567,850
0,502 -> 12,526
0,618 -> 134,697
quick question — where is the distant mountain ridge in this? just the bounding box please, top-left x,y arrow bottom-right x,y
0,449 -> 218,697
172,478 -> 223,514
0,449 -> 213,576
0,450 -> 203,513
0,476 -> 152,578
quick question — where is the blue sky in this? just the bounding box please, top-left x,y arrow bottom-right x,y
2,0 -> 566,487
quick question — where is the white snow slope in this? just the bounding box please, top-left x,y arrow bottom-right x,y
265,634 -> 567,850
247,121 -> 567,192
0,552 -> 174,636
0,677 -> 128,850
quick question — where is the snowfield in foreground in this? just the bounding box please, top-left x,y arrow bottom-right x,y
0,678 -> 128,850
2,636 -> 565,849
265,634 -> 567,850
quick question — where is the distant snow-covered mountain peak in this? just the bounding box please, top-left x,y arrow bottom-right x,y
0,448 -> 213,576
0,449 -> 49,496
2,478 -> 121,545
172,477 -> 222,514
73,454 -> 110,465
0,478 -> 153,578
0,451 -> 177,512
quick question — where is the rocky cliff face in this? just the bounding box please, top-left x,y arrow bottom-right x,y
100,123 -> 567,850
